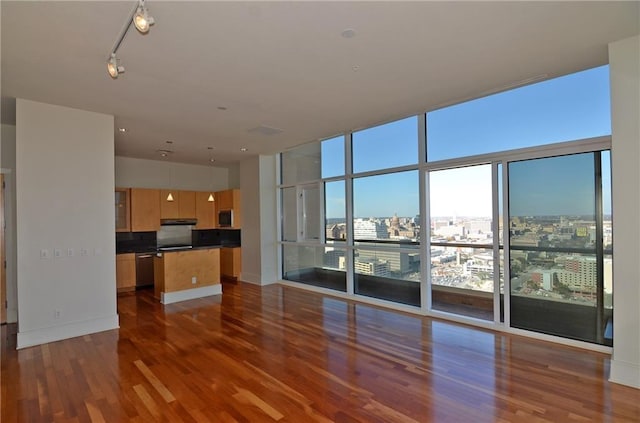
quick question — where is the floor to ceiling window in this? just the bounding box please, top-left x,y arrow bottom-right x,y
278,65 -> 613,346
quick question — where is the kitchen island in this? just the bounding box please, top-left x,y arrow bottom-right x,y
154,247 -> 221,304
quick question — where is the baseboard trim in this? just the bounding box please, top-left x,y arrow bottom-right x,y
17,314 -> 120,349
610,358 -> 640,388
161,284 -> 222,305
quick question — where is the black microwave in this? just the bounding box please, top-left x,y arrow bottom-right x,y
218,209 -> 234,227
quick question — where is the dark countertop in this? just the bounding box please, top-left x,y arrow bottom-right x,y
116,243 -> 240,255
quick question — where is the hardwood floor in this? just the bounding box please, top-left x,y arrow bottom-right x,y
2,281 -> 639,422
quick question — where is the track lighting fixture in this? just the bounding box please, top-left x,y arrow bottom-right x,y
106,0 -> 155,79
133,0 -> 155,34
107,54 -> 125,79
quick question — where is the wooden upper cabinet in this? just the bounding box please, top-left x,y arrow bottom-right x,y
195,191 -> 216,229
131,188 -> 160,232
160,190 -> 180,219
179,191 -> 196,218
215,189 -> 233,211
215,189 -> 242,228
115,188 -> 131,232
161,190 -> 196,219
231,189 -> 242,228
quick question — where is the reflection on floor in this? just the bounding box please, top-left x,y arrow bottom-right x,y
284,267 -> 612,346
285,267 -> 493,320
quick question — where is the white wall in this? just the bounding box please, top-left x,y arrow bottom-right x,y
16,99 -> 118,348
1,123 -> 17,323
609,35 -> 640,389
240,155 -> 278,285
115,156 -> 236,191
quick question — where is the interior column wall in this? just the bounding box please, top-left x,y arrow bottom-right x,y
16,99 -> 119,348
240,155 -> 278,285
1,123 -> 17,323
609,35 -> 640,389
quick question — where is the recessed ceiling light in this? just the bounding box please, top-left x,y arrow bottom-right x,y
352,65 -> 360,72
156,149 -> 172,157
217,106 -> 228,111
240,147 -> 248,152
210,158 -> 215,162
118,127 -> 126,132
341,28 -> 356,39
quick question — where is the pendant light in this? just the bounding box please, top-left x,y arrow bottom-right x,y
167,159 -> 175,201
207,149 -> 215,202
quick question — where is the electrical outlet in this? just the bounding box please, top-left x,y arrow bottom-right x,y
40,249 -> 50,259
54,249 -> 62,258
80,248 -> 88,256
67,248 -> 74,257
192,276 -> 197,284
53,310 -> 61,319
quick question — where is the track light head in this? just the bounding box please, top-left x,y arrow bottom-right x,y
107,54 -> 125,79
133,1 -> 155,34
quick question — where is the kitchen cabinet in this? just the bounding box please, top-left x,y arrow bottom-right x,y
179,190 -> 196,218
116,253 -> 136,292
131,188 -> 161,232
115,188 -> 131,232
160,189 -> 180,218
195,191 -> 216,229
215,189 -> 242,228
154,248 -> 221,303
161,190 -> 196,219
221,247 -> 241,279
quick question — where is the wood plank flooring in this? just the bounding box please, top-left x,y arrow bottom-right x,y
2,281 -> 639,422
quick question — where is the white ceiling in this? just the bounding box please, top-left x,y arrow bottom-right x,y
2,1 -> 638,165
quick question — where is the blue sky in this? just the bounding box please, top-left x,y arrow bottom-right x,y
321,65 -> 612,219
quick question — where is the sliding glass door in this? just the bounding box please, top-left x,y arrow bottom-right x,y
508,152 -> 612,345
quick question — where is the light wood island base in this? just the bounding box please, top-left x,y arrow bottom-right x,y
154,248 -> 221,304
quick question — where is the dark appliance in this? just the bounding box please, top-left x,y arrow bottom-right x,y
218,209 -> 233,227
135,253 -> 155,287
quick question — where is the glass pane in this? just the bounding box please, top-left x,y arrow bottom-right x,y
281,142 -> 320,185
353,170 -> 419,246
430,246 -> 494,321
602,151 -> 612,252
300,185 -> 320,241
325,180 -> 346,242
352,116 -> 418,173
281,187 -> 297,241
321,136 -> 345,178
509,251 -> 599,342
115,190 -> 129,231
508,152 -> 607,344
427,65 -> 611,161
509,154 -> 596,249
282,245 -> 346,292
429,165 -> 493,245
498,163 -> 503,245
354,248 -> 421,306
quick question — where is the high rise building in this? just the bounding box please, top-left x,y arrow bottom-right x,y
354,218 -> 389,240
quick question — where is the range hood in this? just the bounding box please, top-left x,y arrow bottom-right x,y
160,218 -> 197,226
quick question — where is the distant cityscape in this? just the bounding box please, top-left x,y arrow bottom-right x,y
323,214 -> 612,307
